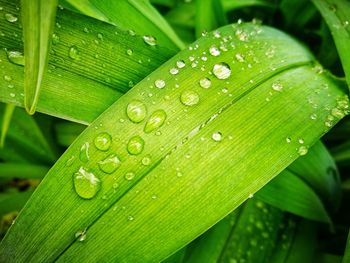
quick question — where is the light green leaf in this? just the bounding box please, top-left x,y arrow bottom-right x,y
0,22 -> 348,262
20,0 -> 58,114
312,0 -> 350,88
0,104 -> 15,147
0,0 -> 174,124
65,0 -> 185,49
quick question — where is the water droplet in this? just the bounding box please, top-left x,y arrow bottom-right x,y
298,138 -> 304,144
272,83 -> 283,91
143,35 -> 157,46
310,113 -> 317,120
235,53 -> 245,62
75,229 -> 87,242
199,77 -> 211,89
209,45 -> 220,56
69,46 -> 80,60
128,30 -> 136,36
127,135 -> 145,155
286,137 -> 291,143
126,49 -> 133,56
144,110 -> 167,133
79,142 -> 90,163
212,132 -> 223,142
180,90 -> 199,106
176,60 -> 186,68
98,154 -> 121,174
126,100 -> 147,123
155,79 -> 166,89
169,68 -> 179,75
7,51 -> 24,66
66,156 -> 75,167
5,13 -> 17,23
73,167 -> 100,199
127,215 -> 134,221
94,132 -> 112,151
3,75 -> 12,82
125,172 -> 135,181
298,146 -> 308,156
141,155 -> 152,166
52,33 -> 60,45
213,63 -> 231,79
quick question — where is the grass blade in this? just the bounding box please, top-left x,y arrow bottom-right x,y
0,191 -> 34,216
20,0 -> 58,114
0,23 -> 348,262
0,163 -> 49,179
343,230 -> 350,263
312,0 -> 350,88
0,104 -> 15,147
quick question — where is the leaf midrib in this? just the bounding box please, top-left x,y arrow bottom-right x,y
53,59 -> 312,261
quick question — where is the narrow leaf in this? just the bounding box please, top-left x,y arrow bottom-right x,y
0,23 -> 348,262
0,163 -> 49,179
312,0 -> 350,88
343,230 -> 350,263
21,0 -> 58,114
0,191 -> 34,216
66,0 -> 185,49
0,104 -> 15,147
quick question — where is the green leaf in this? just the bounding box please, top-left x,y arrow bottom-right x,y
312,0 -> 350,88
280,0 -> 317,30
20,0 -> 58,114
0,104 -> 15,147
195,0 -> 227,38
257,170 -> 331,223
0,22 -> 348,262
0,163 -> 49,179
0,0 -> 174,124
65,0 -> 185,49
0,191 -> 34,216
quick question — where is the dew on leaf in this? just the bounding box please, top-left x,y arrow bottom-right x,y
98,154 -> 121,174
213,63 -> 231,79
199,77 -> 211,89
144,110 -> 167,133
94,132 -> 112,151
73,167 -> 100,199
180,90 -> 199,106
126,100 -> 147,123
79,142 -> 90,163
127,135 -> 145,155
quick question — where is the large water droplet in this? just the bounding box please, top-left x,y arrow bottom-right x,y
144,110 -> 167,133
127,135 -> 145,155
213,63 -> 231,79
7,51 -> 24,66
98,154 -> 121,174
180,90 -> 199,106
69,46 -> 80,60
79,142 -> 90,163
94,132 -> 112,151
155,79 -> 166,89
199,78 -> 211,89
143,35 -> 157,46
73,167 -> 100,199
5,13 -> 17,23
126,100 -> 147,123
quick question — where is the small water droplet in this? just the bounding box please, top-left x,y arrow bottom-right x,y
127,135 -> 145,155
298,146 -> 308,156
144,110 -> 167,133
127,215 -> 134,221
143,35 -> 157,46
69,46 -> 80,60
66,156 -> 75,167
94,132 -> 112,151
209,45 -> 220,56
286,137 -> 291,143
126,100 -> 147,123
141,155 -> 152,166
298,138 -> 304,144
98,154 -> 121,174
272,83 -> 283,92
155,79 -> 166,89
180,90 -> 199,106
5,13 -> 17,23
176,60 -> 186,68
235,53 -> 245,62
213,63 -> 231,79
73,167 -> 100,199
212,132 -> 223,142
125,172 -> 135,181
52,33 -> 60,45
169,68 -> 179,75
75,229 -> 87,242
79,142 -> 90,163
310,113 -> 317,120
3,75 -> 12,82
126,49 -> 133,56
7,51 -> 24,66
199,77 -> 211,89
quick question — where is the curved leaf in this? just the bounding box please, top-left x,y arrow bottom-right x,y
0,23 -> 348,262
